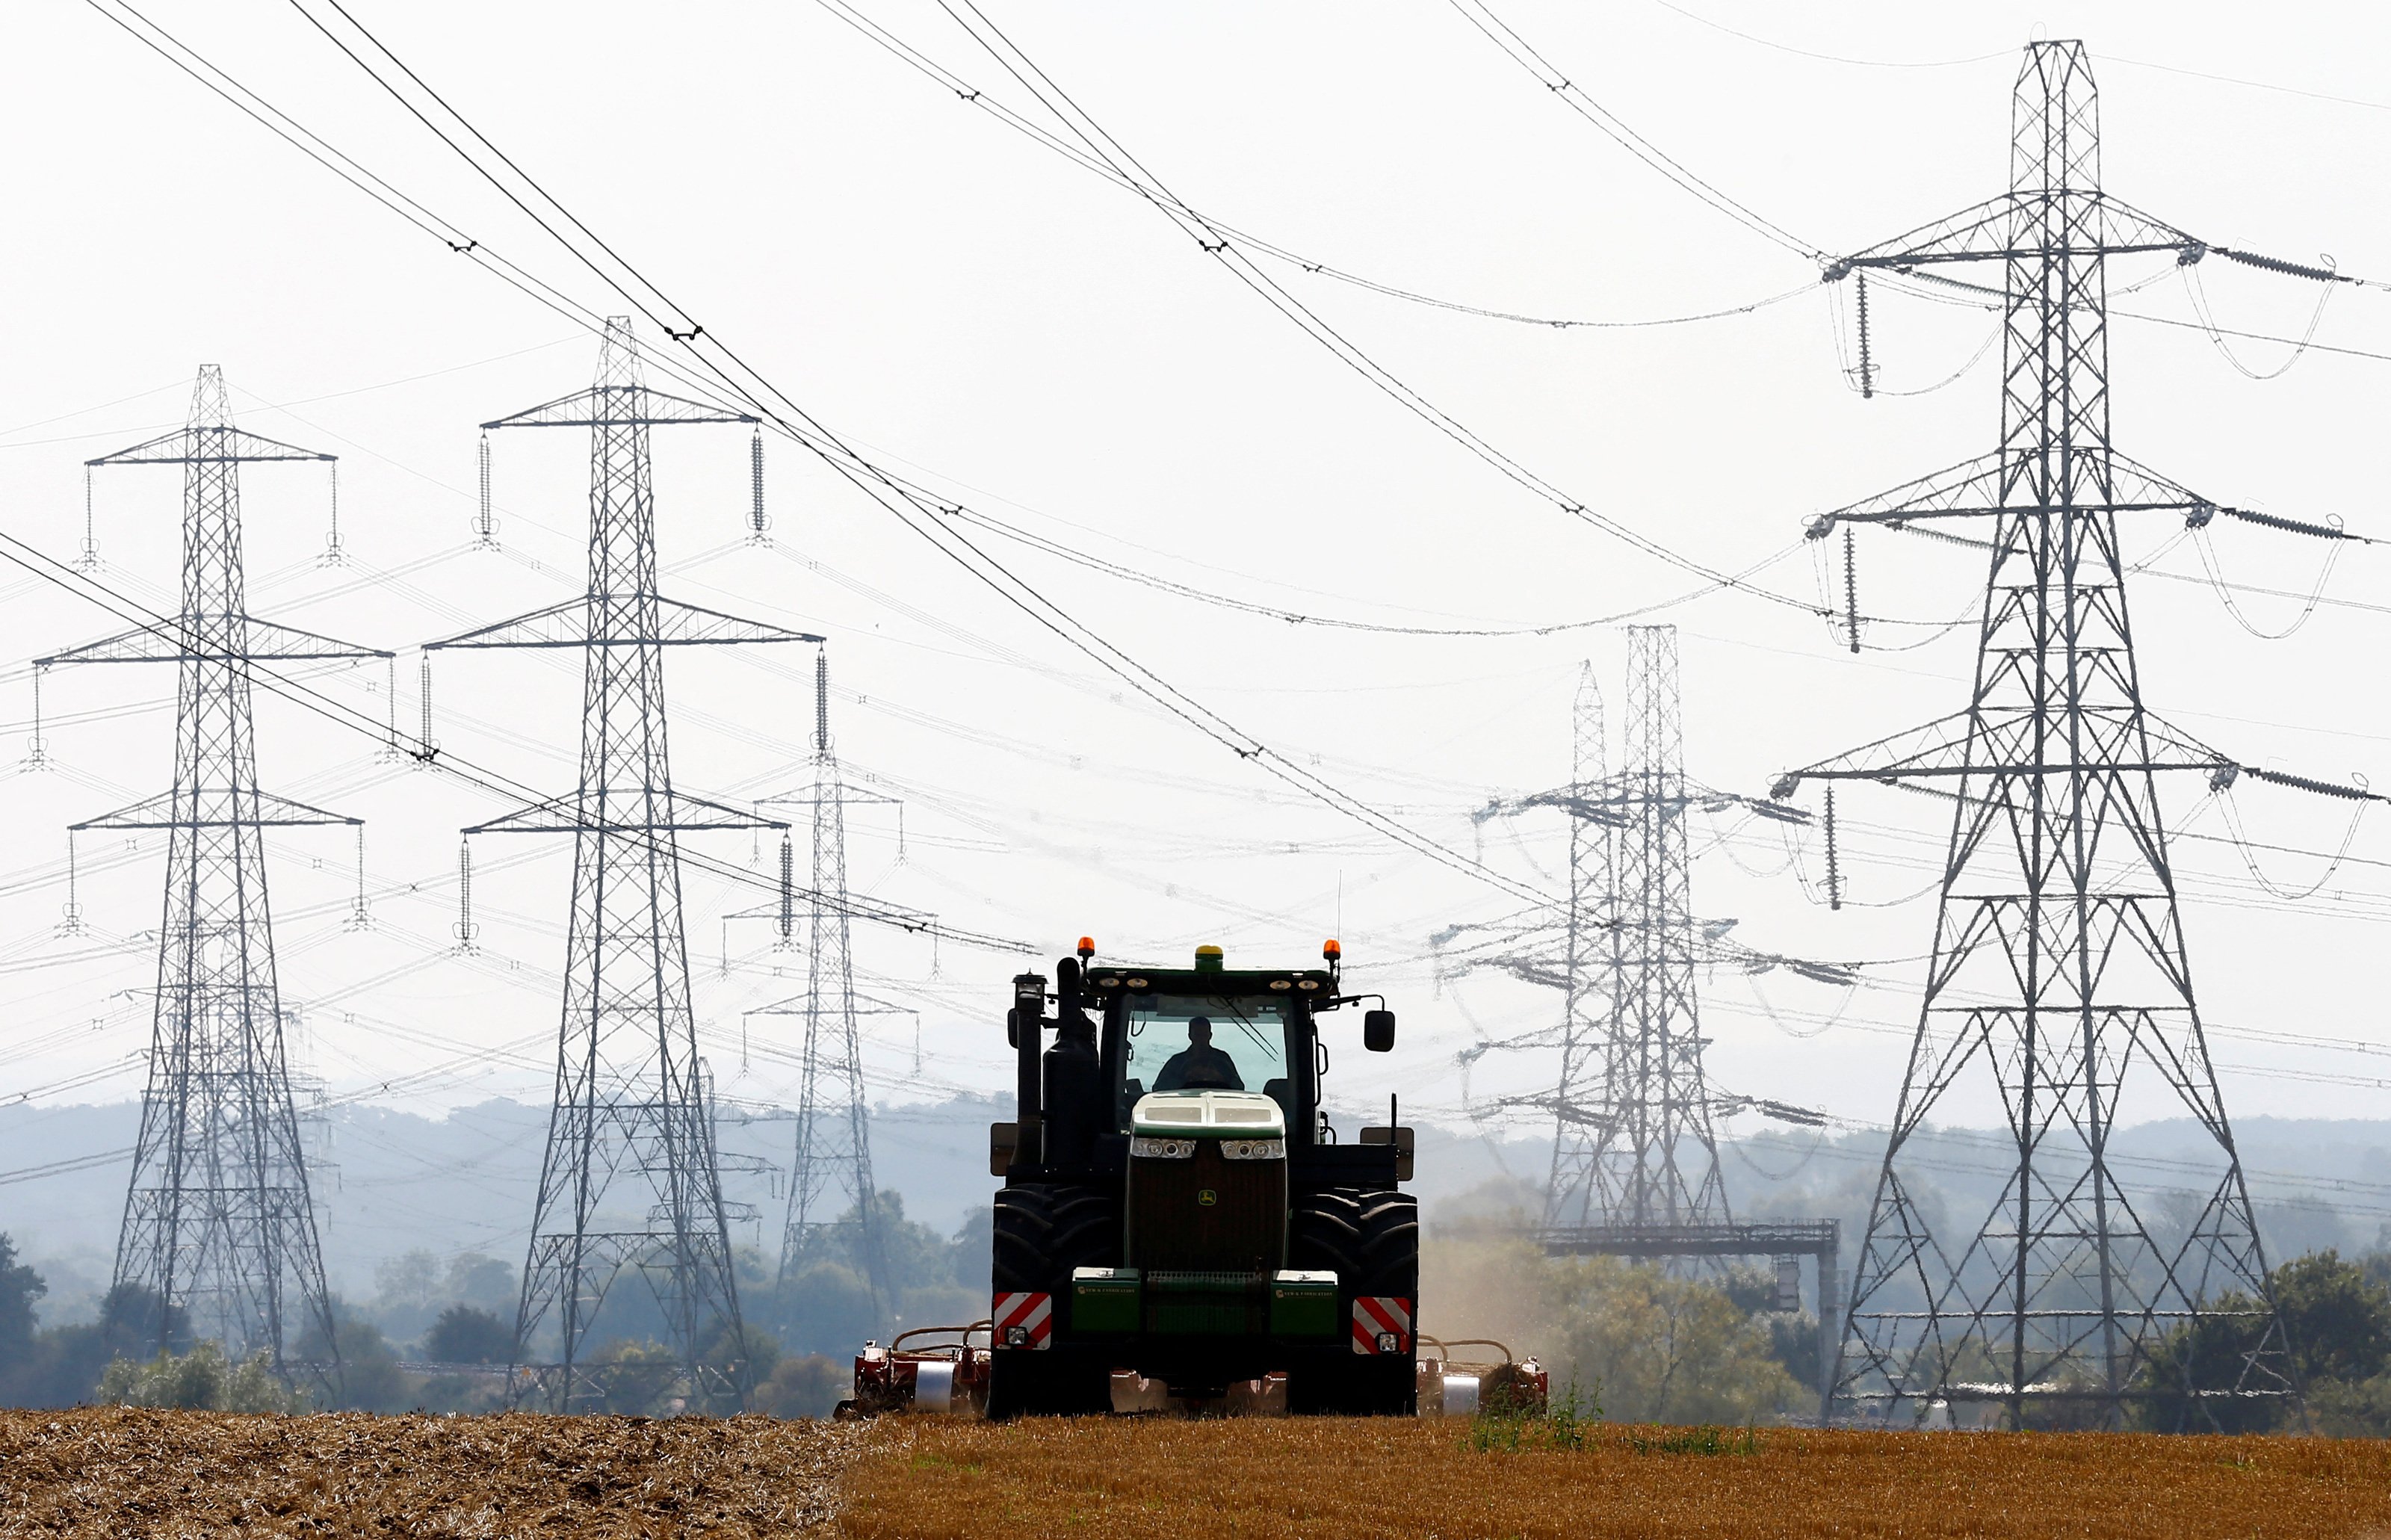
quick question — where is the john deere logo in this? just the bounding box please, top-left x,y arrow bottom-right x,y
1197,1189 -> 1218,1207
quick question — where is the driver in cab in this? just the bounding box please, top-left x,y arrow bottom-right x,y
1154,1015 -> 1243,1092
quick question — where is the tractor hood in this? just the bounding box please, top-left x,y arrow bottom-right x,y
1131,1089 -> 1286,1138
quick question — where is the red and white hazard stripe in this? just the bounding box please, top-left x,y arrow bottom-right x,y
1351,1295 -> 1411,1356
993,1291 -> 1053,1350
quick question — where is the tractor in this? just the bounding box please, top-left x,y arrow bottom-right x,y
982,938 -> 1420,1416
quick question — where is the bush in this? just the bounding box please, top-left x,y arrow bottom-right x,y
297,1312 -> 410,1413
749,1353 -> 848,1419
99,1342 -> 301,1413
424,1305 -> 513,1365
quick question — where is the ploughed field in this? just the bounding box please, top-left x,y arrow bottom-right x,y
847,1418 -> 2391,1539
6,1408 -> 2390,1538
0,1407 -> 861,1536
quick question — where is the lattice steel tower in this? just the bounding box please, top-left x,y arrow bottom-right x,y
430,320 -> 817,1409
1789,42 -> 2294,1427
761,652 -> 896,1313
58,366 -> 386,1367
1539,661 -> 1614,1229
1590,627 -> 1727,1227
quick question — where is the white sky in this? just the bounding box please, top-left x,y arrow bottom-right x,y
3,0 -> 2391,1180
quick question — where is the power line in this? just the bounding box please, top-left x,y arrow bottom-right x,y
1447,0 -> 1822,258
252,0 -> 1567,909
896,0 -> 1839,613
811,0 -> 1821,332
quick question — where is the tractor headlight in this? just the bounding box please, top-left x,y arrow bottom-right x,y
1219,1138 -> 1286,1161
1130,1136 -> 1197,1160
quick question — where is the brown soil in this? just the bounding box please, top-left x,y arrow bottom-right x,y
838,1417 -> 2391,1539
0,1406 -> 862,1537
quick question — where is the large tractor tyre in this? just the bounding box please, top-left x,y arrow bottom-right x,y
992,1182 -> 1120,1295
989,1183 -> 1118,1417
1288,1187 -> 1419,1415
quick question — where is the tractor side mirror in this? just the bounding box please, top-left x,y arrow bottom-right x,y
1006,1007 -> 1019,1049
1364,1009 -> 1396,1052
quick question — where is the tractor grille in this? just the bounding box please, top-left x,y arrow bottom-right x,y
1126,1139 -> 1286,1273
1143,1270 -> 1266,1335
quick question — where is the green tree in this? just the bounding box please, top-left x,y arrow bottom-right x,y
441,1253 -> 516,1316
2137,1249 -> 2391,1432
588,1338 -> 682,1414
2275,1249 -> 2391,1385
0,1234 -> 47,1391
374,1250 -> 441,1313
1423,1236 -> 1801,1425
423,1305 -> 513,1365
297,1311 -> 409,1413
749,1352 -> 848,1418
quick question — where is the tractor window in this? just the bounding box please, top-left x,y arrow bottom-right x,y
1120,994 -> 1290,1121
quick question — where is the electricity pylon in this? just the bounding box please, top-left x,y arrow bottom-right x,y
429,319 -> 820,1410
1461,629 -> 1822,1228
1786,41 -> 2326,1429
55,365 -> 387,1368
755,651 -> 900,1314
1593,626 -> 1727,1225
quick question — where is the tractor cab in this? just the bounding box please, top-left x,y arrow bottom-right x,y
992,940 -> 1404,1186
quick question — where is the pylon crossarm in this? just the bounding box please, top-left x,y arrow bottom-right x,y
1827,191 -> 2200,274
426,595 -> 822,649
72,788 -> 361,830
1771,711 -> 1975,797
1804,450 -> 2222,538
87,425 -> 336,467
465,788 -> 788,835
481,386 -> 757,430
744,992 -> 920,1018
40,615 -> 390,667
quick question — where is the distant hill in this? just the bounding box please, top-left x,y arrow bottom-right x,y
3,1097 -> 2384,1323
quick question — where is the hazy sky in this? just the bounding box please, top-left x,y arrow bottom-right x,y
4,0 -> 2391,1199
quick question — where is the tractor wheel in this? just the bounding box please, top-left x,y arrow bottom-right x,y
1289,1187 -> 1419,1415
992,1181 -> 1120,1295
989,1182 -> 1118,1417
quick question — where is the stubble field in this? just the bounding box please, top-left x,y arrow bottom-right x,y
3,1408 -> 2389,1538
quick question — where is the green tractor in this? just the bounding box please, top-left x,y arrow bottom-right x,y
986,938 -> 1418,1416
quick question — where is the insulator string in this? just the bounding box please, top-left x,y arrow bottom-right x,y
418,656 -> 436,762
60,830 -> 82,936
453,838 -> 478,950
1855,271 -> 1876,399
1843,528 -> 1861,655
26,666 -> 48,771
350,824 -> 370,930
322,461 -> 345,566
749,427 -> 768,539
78,465 -> 99,572
814,649 -> 831,758
381,655 -> 401,761
778,832 -> 794,945
476,430 -> 495,547
1824,785 -> 1843,912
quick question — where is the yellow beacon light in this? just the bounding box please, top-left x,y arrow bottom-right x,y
1194,944 -> 1225,973
1077,936 -> 1095,960
1323,938 -> 1342,963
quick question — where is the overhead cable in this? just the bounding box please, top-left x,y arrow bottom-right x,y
263,0 -> 1581,906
